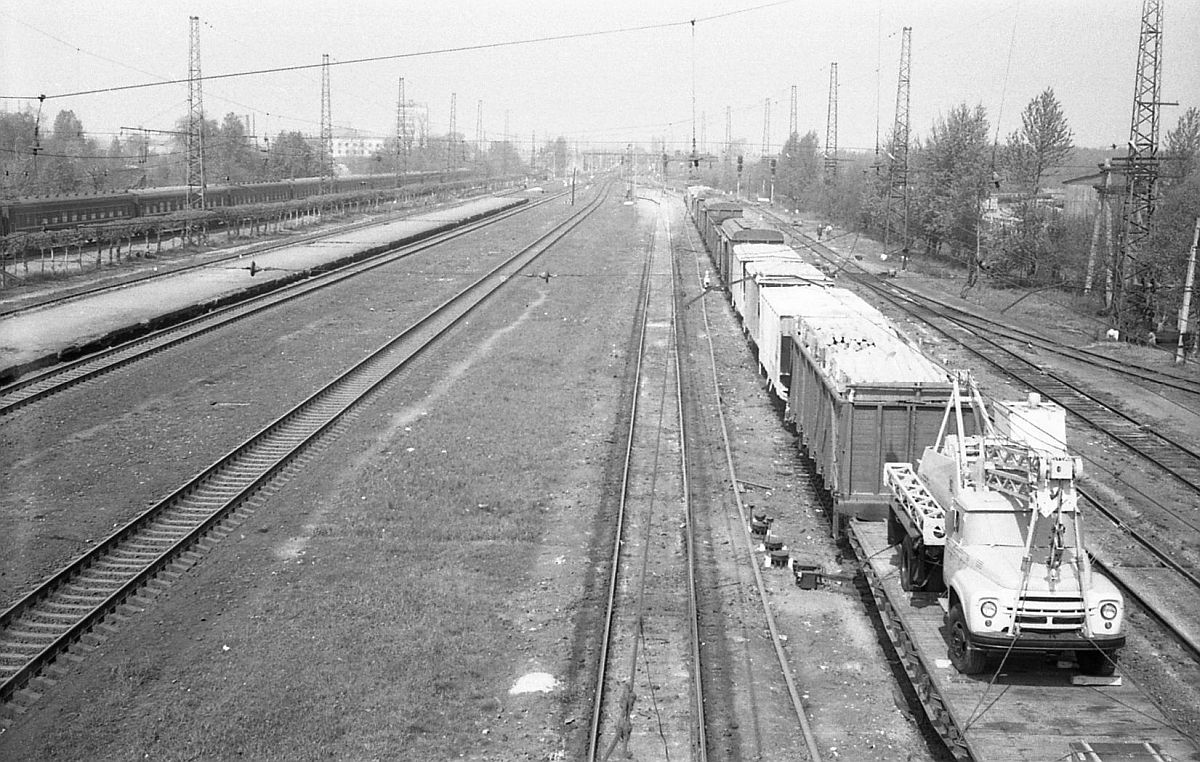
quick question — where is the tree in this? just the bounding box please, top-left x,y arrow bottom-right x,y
265,131 -> 319,179
1165,107 -> 1200,183
210,113 -> 259,184
912,104 -> 992,263
0,110 -> 39,196
1003,88 -> 1073,194
776,131 -> 821,210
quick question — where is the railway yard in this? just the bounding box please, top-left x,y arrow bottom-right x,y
1,180 -> 1199,762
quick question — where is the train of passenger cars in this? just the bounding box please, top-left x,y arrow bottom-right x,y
0,170 -> 467,236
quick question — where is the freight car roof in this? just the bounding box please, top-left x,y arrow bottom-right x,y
719,216 -> 783,241
744,257 -> 829,285
731,243 -> 795,258
790,290 -> 949,389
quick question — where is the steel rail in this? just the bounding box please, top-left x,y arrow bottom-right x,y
0,183 -> 609,707
666,206 -> 708,762
585,224 -> 656,762
679,203 -> 824,761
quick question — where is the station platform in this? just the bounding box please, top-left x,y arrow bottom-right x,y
0,194 -> 526,382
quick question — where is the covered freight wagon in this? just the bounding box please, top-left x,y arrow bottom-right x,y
700,200 -> 743,259
715,217 -> 784,284
785,289 -> 956,532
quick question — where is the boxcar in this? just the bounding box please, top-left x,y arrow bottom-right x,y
785,288 -> 955,531
715,217 -> 784,284
699,201 -> 743,259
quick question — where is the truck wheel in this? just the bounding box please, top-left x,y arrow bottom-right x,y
887,510 -> 905,546
899,536 -> 914,592
947,605 -> 987,674
1077,649 -> 1117,677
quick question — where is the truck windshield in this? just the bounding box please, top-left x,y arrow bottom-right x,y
960,511 -> 1078,549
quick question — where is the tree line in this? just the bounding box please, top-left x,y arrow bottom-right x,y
0,107 -> 551,199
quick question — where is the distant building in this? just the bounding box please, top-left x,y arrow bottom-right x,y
1062,165 -> 1126,219
331,135 -> 388,158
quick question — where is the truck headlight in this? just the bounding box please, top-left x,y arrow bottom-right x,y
1100,602 -> 1118,620
980,600 -> 997,618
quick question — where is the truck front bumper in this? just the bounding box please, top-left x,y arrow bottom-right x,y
970,631 -> 1126,653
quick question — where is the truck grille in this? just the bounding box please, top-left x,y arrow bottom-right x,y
1008,596 -> 1085,632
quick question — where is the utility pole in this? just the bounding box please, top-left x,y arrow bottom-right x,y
824,62 -> 839,180
1177,216 -> 1199,364
1113,0 -> 1165,336
186,16 -> 206,212
319,53 -> 333,194
1084,161 -> 1114,295
503,110 -> 510,175
789,84 -> 798,140
884,27 -> 912,252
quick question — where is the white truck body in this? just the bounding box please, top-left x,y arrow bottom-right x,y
883,378 -> 1126,675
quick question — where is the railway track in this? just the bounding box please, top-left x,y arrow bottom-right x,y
675,198 -> 824,760
587,195 -> 705,761
0,192 -> 566,417
0,183 -> 608,711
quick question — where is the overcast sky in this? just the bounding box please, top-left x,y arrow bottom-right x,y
3,0 -> 1198,161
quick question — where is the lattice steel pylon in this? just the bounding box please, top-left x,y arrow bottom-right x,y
475,99 -> 483,170
1113,0 -> 1165,333
724,106 -> 731,168
186,16 -> 205,210
884,27 -> 912,249
789,85 -> 798,140
319,54 -> 333,194
824,62 -> 839,179
395,76 -> 409,184
761,98 -> 771,158
447,92 -> 457,171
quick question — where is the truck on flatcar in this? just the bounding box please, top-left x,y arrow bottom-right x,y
884,374 -> 1126,675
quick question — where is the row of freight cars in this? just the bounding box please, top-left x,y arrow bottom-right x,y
687,187 -> 952,529
682,188 -> 1190,762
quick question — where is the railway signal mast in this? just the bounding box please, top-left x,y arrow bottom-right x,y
884,28 -> 912,251
186,16 -> 206,212
320,54 -> 334,195
1112,0 -> 1165,337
